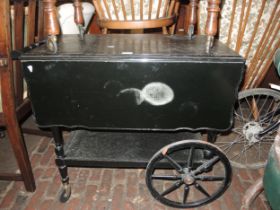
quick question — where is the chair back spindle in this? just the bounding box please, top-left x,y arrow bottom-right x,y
74,0 -> 85,26
92,0 -> 180,34
43,0 -> 60,51
198,0 -> 280,89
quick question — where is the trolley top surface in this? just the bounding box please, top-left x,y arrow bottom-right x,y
20,34 -> 244,62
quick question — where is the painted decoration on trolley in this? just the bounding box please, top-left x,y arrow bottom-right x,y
118,82 -> 174,106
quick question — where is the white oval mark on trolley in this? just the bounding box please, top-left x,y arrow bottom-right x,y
119,82 -> 174,106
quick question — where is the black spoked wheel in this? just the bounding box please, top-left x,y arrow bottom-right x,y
215,88 -> 280,169
146,140 -> 232,209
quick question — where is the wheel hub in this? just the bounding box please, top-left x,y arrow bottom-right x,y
242,122 -> 263,144
182,174 -> 195,185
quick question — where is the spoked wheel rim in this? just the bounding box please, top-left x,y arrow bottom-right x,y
216,88 -> 280,169
146,140 -> 232,209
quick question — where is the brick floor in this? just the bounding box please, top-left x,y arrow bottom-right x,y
0,136 -> 271,210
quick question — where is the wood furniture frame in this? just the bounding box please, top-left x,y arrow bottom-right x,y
235,0 -> 280,89
92,0 -> 180,34
0,0 -> 37,192
43,0 -> 220,50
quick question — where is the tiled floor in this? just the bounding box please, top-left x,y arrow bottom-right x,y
0,129 -> 271,210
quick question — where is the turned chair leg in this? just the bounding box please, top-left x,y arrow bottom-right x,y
1,61 -> 35,192
205,0 -> 221,51
5,117 -> 36,191
43,0 -> 60,53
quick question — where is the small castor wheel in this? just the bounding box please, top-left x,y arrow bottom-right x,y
59,184 -> 71,202
146,140 -> 232,209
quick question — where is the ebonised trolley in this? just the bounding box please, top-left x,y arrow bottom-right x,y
18,34 -> 244,208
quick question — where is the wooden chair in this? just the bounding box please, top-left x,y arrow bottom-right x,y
43,0 -> 220,49
92,0 -> 180,34
0,0 -> 46,192
197,0 -> 280,89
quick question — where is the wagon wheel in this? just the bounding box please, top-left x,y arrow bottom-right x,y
215,88 -> 280,169
146,140 -> 232,209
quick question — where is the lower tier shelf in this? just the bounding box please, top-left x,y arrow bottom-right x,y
64,130 -> 202,168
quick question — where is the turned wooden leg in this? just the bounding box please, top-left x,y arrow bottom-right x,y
207,131 -> 217,143
51,127 -> 71,202
0,0 -> 35,192
1,62 -> 36,192
73,0 -> 85,39
43,0 -> 60,53
169,0 -> 180,35
187,0 -> 198,38
205,0 -> 220,52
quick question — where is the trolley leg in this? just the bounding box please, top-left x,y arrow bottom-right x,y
51,127 -> 71,202
207,131 -> 217,143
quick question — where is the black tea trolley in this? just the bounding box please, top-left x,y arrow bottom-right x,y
18,34 -> 244,208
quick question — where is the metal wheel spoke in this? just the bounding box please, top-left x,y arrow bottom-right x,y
261,138 -> 275,142
260,96 -> 276,123
164,155 -> 183,173
192,156 -> 220,175
259,105 -> 278,124
194,175 -> 225,181
245,97 -> 254,120
244,139 -> 248,164
257,142 -> 262,161
183,185 -> 189,204
187,147 -> 194,168
232,127 -> 244,135
231,143 -> 253,161
216,139 -> 245,145
235,111 -> 249,123
268,105 -> 280,125
215,136 -> 245,147
160,180 -> 183,197
195,183 -> 210,197
152,175 -> 181,181
266,101 -> 279,122
251,96 -> 260,121
237,99 -> 246,123
217,138 -> 245,152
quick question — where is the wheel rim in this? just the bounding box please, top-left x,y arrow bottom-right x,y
146,140 -> 232,208
216,88 -> 280,169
